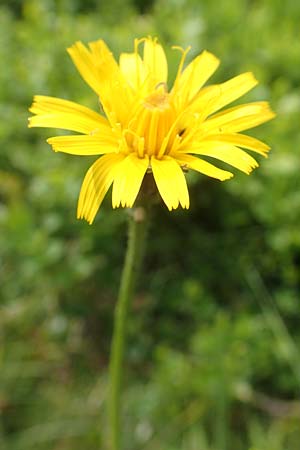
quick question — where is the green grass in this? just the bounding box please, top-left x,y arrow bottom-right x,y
1,0 -> 300,449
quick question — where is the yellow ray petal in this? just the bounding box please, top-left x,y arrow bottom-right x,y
184,141 -> 259,174
67,41 -> 107,98
174,50 -> 220,106
203,133 -> 270,156
29,95 -> 107,123
143,37 -> 168,87
112,153 -> 149,208
77,153 -> 125,224
190,72 -> 258,116
201,102 -> 276,134
119,52 -> 147,91
67,41 -> 133,123
47,135 -> 119,155
174,153 -> 233,181
151,156 -> 189,210
29,95 -> 109,134
29,112 -> 109,135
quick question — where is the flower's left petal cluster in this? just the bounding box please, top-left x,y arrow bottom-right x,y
29,95 -> 109,133
29,95 -> 120,156
67,40 -> 134,125
47,135 -> 120,156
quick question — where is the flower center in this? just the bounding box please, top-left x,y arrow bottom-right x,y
126,86 -> 176,158
143,90 -> 170,111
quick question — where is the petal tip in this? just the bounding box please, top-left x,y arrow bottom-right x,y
46,138 -> 58,151
203,49 -> 220,65
223,173 -> 234,181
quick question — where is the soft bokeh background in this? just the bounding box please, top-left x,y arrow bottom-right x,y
1,0 -> 300,449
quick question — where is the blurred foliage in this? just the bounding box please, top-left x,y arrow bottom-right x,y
1,0 -> 300,449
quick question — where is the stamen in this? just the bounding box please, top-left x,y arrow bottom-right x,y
89,128 -> 101,135
181,164 -> 189,172
155,82 -> 168,92
137,137 -> 145,158
134,37 -> 145,54
123,128 -> 144,157
171,45 -> 191,93
169,134 -> 182,154
144,90 -> 169,110
134,38 -> 146,87
156,107 -> 188,159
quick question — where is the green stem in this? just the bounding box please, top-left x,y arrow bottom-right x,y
109,206 -> 150,450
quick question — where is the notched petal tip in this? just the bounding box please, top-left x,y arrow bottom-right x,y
28,97 -> 38,112
221,172 -> 234,181
67,40 -> 82,51
78,214 -> 94,225
112,201 -> 120,209
46,138 -> 59,152
32,94 -> 41,103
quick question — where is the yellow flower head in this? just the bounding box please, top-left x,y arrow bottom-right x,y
29,37 -> 275,224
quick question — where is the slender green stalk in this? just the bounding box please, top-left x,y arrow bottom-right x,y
215,376 -> 228,450
109,205 -> 150,450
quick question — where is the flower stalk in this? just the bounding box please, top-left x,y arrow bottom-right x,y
109,205 -> 150,450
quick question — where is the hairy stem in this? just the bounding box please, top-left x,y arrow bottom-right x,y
109,206 -> 150,450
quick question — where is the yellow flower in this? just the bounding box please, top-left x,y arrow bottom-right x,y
29,37 -> 275,224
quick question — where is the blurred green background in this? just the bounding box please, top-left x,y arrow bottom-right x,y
1,0 -> 300,449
